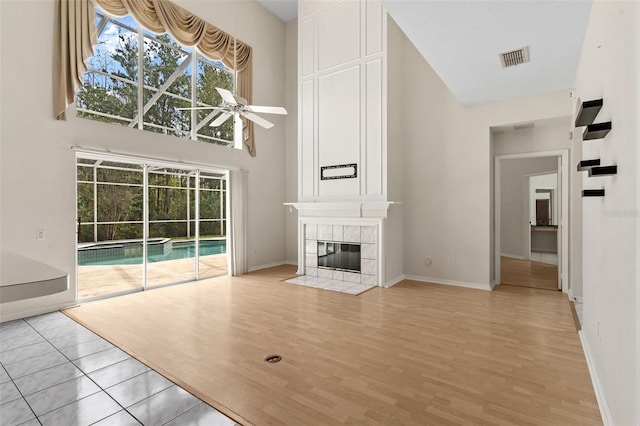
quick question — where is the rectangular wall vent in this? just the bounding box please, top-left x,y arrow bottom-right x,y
499,46 -> 530,68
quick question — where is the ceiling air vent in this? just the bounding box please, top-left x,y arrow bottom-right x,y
499,46 -> 530,68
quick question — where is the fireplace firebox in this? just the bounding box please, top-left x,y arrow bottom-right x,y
317,241 -> 361,273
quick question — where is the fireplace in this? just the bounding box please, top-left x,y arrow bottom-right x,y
286,201 -> 399,287
317,242 -> 361,273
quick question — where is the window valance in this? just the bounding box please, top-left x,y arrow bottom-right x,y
54,0 -> 255,155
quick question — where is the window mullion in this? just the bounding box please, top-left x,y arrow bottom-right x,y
195,170 -> 200,280
137,27 -> 144,130
191,53 -> 197,140
96,15 -> 110,37
143,164 -> 149,289
93,166 -> 98,243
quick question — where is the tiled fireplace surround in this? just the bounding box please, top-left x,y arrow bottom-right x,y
300,220 -> 382,287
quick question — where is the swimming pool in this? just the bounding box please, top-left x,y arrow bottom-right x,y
78,239 -> 226,266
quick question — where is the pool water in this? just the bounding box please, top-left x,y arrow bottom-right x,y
78,240 -> 226,266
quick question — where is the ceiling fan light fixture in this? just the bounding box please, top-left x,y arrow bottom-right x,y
499,46 -> 530,68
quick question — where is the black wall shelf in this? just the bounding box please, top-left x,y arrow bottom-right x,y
577,159 -> 601,171
575,99 -> 603,127
583,121 -> 611,140
588,165 -> 617,177
582,189 -> 605,197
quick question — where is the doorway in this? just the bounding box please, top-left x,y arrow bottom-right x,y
76,152 -> 230,300
494,150 -> 569,292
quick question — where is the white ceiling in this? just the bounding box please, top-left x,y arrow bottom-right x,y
256,0 -> 297,22
257,0 -> 593,107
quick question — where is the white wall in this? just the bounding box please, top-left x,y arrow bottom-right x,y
384,16 -> 404,284
285,18 -> 298,264
0,0 -> 288,321
298,0 -> 386,201
500,158 -> 557,258
394,18 -> 572,288
573,1 -> 639,424
493,119 -> 571,156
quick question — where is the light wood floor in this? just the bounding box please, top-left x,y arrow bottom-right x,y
64,265 -> 600,425
500,256 -> 559,291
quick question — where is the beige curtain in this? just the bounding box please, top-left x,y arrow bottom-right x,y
53,0 -> 97,120
54,0 -> 255,155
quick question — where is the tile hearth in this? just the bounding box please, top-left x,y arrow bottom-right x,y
283,276 -> 375,295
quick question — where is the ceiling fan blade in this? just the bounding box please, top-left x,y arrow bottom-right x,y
215,87 -> 238,105
247,105 -> 287,115
176,106 -> 224,111
210,112 -> 233,127
243,112 -> 274,129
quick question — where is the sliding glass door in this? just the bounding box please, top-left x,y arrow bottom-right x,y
77,159 -> 145,299
198,172 -> 227,279
147,167 -> 196,287
76,154 -> 228,301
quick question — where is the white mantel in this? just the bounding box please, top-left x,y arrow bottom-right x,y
284,201 -> 398,217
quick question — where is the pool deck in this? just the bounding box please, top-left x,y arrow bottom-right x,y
78,253 -> 228,299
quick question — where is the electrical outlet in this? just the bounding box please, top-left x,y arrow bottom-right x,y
445,258 -> 450,265
424,256 -> 432,266
36,230 -> 45,240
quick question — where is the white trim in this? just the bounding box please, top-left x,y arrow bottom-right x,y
572,296 -> 583,303
578,331 -> 614,426
247,261 -> 290,273
72,145 -> 244,173
384,274 -> 405,288
0,302 -> 77,323
299,217 -> 383,226
404,274 -> 492,291
284,260 -> 298,266
501,253 -> 525,260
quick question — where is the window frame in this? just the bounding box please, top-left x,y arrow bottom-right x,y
76,11 -> 238,147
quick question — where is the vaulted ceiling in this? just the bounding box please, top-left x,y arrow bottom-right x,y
256,0 -> 593,106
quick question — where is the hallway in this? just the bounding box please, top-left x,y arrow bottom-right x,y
500,256 -> 559,290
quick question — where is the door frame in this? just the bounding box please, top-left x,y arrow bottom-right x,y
523,171 -> 558,262
494,149 -> 569,293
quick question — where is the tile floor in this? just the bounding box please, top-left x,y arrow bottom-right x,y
0,311 -> 235,426
284,275 -> 375,295
530,251 -> 558,265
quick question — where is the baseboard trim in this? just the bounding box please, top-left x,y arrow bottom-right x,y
0,301 -> 77,323
572,296 -> 583,303
500,253 -> 525,260
247,261 -> 290,273
404,275 -> 492,291
284,260 -> 297,266
578,331 -> 614,426
384,274 -> 405,288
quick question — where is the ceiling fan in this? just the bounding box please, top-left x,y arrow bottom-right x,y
179,87 -> 287,129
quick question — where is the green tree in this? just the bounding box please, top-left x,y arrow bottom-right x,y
196,61 -> 235,144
